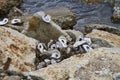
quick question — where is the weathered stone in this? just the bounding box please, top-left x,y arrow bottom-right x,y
111,2 -> 120,23
84,24 -> 120,36
22,11 -> 71,43
22,16 -> 63,43
64,29 -> 83,42
91,38 -> 114,48
86,29 -> 120,48
45,8 -> 77,29
0,0 -> 23,17
0,27 -> 38,72
24,47 -> 120,80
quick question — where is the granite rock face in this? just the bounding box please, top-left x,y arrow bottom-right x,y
24,48 -> 120,80
86,29 -> 120,48
0,27 -> 38,72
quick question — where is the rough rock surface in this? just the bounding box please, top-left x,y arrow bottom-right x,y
0,27 -> 38,72
22,15 -> 64,43
0,0 -> 23,16
111,2 -> 120,23
86,29 -> 120,48
2,76 -> 21,80
24,48 -> 120,80
45,8 -> 77,29
22,12 -> 72,43
91,38 -> 114,48
84,24 -> 120,36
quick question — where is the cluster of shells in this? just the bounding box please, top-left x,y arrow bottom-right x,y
0,18 -> 22,26
0,10 -> 93,69
36,35 -> 93,69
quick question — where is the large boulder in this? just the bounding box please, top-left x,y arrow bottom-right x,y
0,27 -> 38,72
44,8 -> 77,29
86,29 -> 120,48
24,47 -> 120,80
22,15 -> 64,43
21,11 -> 71,43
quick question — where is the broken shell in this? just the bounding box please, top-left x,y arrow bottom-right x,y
50,44 -> 57,49
51,59 -> 57,64
11,19 -> 22,25
73,41 -> 87,47
58,36 -> 67,48
34,11 -> 51,22
44,59 -> 51,63
37,43 -> 47,53
47,40 -> 57,49
44,59 -> 51,65
51,51 -> 61,59
0,18 -> 8,26
42,14 -> 51,23
76,35 -> 84,42
48,39 -> 54,48
37,62 -> 46,69
82,44 -> 93,52
83,37 -> 92,45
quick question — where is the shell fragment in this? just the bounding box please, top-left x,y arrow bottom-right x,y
0,18 -> 8,26
11,19 -> 22,24
82,44 -> 93,52
73,41 -> 87,47
42,14 -> 51,23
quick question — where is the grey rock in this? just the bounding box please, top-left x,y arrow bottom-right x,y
44,7 -> 77,29
91,38 -> 114,48
86,29 -> 120,48
84,24 -> 120,36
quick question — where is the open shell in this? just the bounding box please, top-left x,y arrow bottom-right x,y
0,18 -> 8,26
11,19 -> 22,25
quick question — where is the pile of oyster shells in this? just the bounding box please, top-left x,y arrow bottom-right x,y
0,11 -> 93,69
36,35 -> 93,69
